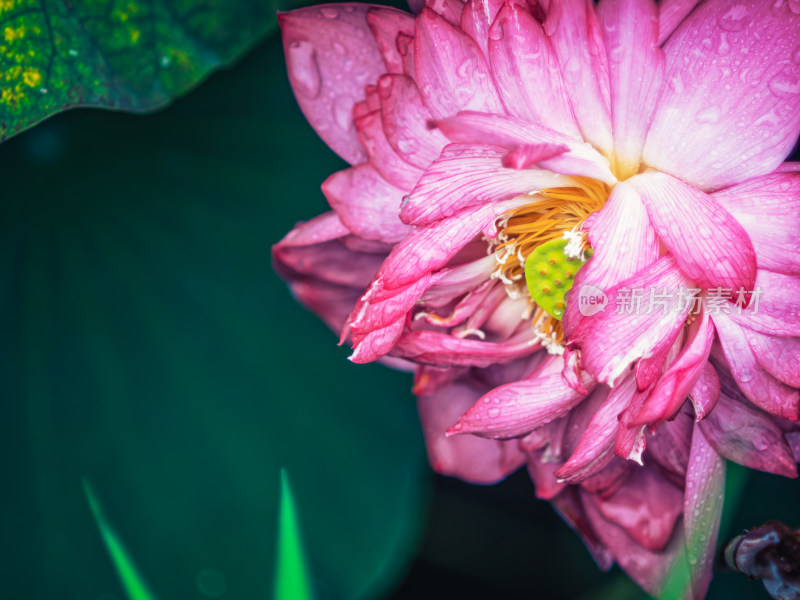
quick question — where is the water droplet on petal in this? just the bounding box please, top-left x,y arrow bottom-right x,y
489,22 -> 504,41
333,94 -> 354,130
768,67 -> 800,100
695,106 -> 721,124
565,55 -> 580,73
790,0 -> 800,14
668,73 -> 685,93
488,407 -> 501,418
718,4 -> 750,31
287,41 -> 321,99
397,137 -> 417,155
718,32 -> 731,56
320,6 -> 339,18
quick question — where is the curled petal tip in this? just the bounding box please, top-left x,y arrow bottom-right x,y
445,421 -> 466,437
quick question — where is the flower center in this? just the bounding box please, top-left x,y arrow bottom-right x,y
491,178 -> 608,353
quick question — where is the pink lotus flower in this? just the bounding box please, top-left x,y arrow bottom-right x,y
273,0 -> 800,596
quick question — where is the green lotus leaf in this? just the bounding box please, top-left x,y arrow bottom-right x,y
0,0 -> 280,142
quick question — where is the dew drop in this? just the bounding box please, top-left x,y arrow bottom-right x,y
668,73 -> 685,94
718,32 -> 731,56
489,22 -> 504,41
333,94 -> 354,130
320,6 -> 339,18
397,137 -> 417,155
286,41 -> 321,99
718,4 -> 750,31
565,55 -> 580,73
768,67 -> 800,100
488,407 -> 501,418
738,366 -> 755,382
695,106 -> 721,124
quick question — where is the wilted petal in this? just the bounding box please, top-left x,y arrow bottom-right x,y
635,310 -> 715,426
420,255 -> 497,307
581,488 -> 685,596
699,389 -> 797,478
413,365 -> 467,396
287,279 -> 364,333
630,171 -> 757,294
689,362 -> 720,421
587,467 -> 683,552
713,313 -> 800,421
418,279 -> 498,327
552,488 -> 614,571
684,423 -> 726,600
448,357 -> 592,439
557,382 -> 630,482
279,5 -> 387,165
418,381 -> 525,484
414,8 -> 504,119
323,165 -> 411,242
527,451 -> 568,500
275,210 -> 351,247
646,407 -> 692,486
377,197 -> 527,291
393,329 -> 541,367
273,216 -> 385,289
643,0 -> 800,191
579,458 -> 632,498
487,2 -> 582,139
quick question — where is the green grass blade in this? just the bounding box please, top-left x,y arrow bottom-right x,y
83,479 -> 159,600
275,469 -> 314,600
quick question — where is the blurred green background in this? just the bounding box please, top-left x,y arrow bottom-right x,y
0,5 -> 799,600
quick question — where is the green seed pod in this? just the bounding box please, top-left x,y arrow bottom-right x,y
524,238 -> 591,320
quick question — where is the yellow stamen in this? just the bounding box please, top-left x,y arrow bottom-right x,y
492,178 -> 609,351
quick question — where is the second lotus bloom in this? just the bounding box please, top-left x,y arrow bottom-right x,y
274,0 -> 800,597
